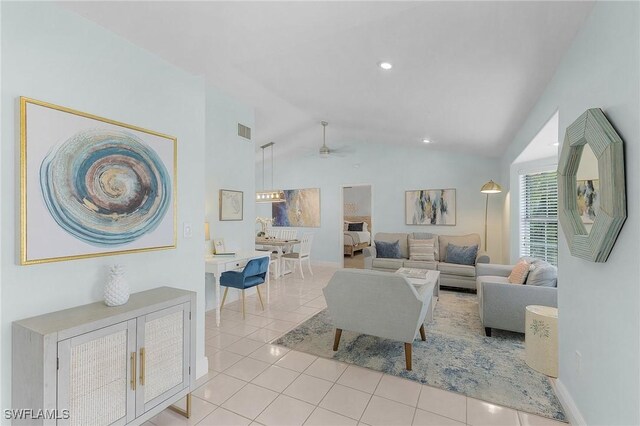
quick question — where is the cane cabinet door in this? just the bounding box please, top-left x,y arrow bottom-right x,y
57,319 -> 137,426
135,303 -> 190,416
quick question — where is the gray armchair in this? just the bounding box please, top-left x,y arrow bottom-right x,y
323,269 -> 433,370
477,264 -> 557,336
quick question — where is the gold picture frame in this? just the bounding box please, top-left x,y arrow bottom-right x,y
20,97 -> 178,265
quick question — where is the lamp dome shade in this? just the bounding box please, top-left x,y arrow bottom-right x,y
481,180 -> 503,194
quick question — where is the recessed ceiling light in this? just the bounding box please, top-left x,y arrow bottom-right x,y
422,139 -> 431,144
552,142 -> 559,146
379,61 -> 393,70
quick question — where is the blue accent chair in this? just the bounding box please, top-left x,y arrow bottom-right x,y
220,257 -> 269,318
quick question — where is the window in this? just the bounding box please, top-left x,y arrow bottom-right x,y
519,171 -> 558,265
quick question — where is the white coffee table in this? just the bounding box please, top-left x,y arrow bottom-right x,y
396,269 -> 440,318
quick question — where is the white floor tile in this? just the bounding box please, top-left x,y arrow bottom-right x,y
304,297 -> 327,309
293,306 -> 321,316
225,357 -> 271,382
243,314 -> 275,328
199,407 -> 252,426
304,357 -> 348,382
467,398 -> 520,426
265,319 -> 298,332
518,411 -> 566,426
360,395 -> 416,426
150,395 -> 216,426
225,338 -> 265,356
412,409 -> 465,426
208,350 -> 244,372
246,328 -> 284,343
256,394 -> 315,426
319,384 -> 372,420
248,344 -> 290,364
207,332 -> 242,349
374,375 -> 422,407
304,407 -> 358,426
283,374 -> 334,405
275,350 -> 318,372
252,365 -> 300,392
225,323 -> 261,337
193,373 -> 247,405
222,384 -> 279,420
417,385 -> 466,423
337,365 -> 383,394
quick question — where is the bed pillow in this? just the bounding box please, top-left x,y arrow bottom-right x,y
348,222 -> 364,231
508,259 -> 530,284
409,238 -> 435,261
375,240 -> 403,259
362,222 -> 369,232
446,243 -> 478,266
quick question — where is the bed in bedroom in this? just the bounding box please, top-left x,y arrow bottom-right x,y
343,216 -> 372,257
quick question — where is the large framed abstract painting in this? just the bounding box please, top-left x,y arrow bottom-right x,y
272,188 -> 321,227
20,97 -> 177,265
405,189 -> 456,225
219,189 -> 243,221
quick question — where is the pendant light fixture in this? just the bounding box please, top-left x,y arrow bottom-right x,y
256,142 -> 285,203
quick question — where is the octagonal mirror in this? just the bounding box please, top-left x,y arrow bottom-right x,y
558,108 -> 626,262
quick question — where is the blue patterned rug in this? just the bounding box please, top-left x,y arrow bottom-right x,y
274,291 -> 566,422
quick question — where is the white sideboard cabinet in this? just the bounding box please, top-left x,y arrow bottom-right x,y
12,287 -> 196,426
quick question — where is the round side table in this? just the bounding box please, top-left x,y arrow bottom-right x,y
525,305 -> 558,377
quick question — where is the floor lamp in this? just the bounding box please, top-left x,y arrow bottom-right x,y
480,180 -> 502,251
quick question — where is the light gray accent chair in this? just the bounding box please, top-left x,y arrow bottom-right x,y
323,269 -> 433,370
477,263 -> 558,336
363,232 -> 490,290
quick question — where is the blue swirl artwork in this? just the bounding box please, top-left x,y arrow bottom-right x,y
39,129 -> 171,247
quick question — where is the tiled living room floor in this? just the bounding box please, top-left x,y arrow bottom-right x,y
147,265 -> 566,426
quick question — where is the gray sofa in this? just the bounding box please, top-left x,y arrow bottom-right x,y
477,263 -> 558,336
363,232 -> 490,290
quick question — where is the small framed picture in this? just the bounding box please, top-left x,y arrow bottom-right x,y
219,189 -> 243,221
213,238 -> 226,254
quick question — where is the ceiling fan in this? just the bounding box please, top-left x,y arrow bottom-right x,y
318,121 -> 350,158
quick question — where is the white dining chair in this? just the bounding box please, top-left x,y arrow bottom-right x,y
266,227 -> 281,238
268,253 -> 280,279
280,229 -> 298,240
282,233 -> 313,279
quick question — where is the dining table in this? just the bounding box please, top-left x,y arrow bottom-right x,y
255,237 -> 300,278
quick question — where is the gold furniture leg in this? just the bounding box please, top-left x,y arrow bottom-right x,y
169,393 -> 192,418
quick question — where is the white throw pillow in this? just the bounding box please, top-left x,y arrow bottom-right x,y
409,238 -> 435,261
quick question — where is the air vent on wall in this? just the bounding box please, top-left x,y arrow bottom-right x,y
238,123 -> 251,140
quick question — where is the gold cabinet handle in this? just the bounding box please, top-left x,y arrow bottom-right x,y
140,347 -> 145,386
130,352 -> 136,390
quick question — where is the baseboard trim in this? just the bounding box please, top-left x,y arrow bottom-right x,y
553,378 -> 586,425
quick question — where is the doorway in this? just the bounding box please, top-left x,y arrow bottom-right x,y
341,184 -> 372,269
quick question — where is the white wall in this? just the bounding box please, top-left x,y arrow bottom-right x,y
500,3 -> 639,424
204,86 -> 256,310
343,185 -> 372,217
0,2 -> 208,409
257,142 -> 504,264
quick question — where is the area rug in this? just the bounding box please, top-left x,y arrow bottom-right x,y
274,291 -> 566,422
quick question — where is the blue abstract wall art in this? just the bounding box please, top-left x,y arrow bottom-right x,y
20,97 -> 176,264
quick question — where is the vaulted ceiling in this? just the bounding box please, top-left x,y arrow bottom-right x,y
61,1 -> 593,158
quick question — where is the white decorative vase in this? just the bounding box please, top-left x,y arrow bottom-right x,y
104,265 -> 129,307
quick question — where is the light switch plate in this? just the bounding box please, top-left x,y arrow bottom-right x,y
183,222 -> 193,238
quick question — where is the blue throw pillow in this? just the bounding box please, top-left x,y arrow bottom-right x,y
446,243 -> 478,265
348,222 -> 364,231
375,240 -> 403,259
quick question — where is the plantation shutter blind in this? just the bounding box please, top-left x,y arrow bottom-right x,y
519,171 -> 558,265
